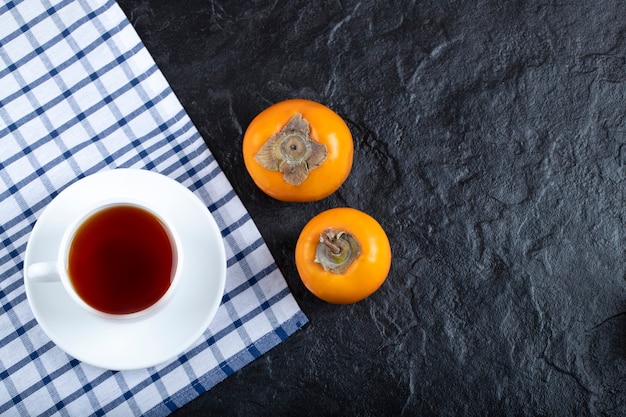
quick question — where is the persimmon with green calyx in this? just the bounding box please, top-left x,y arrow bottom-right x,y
295,208 -> 392,304
242,99 -> 353,202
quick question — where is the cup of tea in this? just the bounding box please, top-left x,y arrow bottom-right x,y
27,199 -> 183,320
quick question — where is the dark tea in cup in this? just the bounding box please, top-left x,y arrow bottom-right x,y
66,204 -> 177,316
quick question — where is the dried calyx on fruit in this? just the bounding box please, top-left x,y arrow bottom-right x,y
314,228 -> 360,273
253,114 -> 327,185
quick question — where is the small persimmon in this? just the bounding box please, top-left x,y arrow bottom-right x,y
295,208 -> 392,304
242,99 -> 353,202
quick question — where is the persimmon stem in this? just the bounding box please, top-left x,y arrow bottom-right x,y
320,235 -> 342,254
315,229 -> 360,274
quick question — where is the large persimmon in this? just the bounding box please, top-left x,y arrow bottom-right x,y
242,99 -> 353,202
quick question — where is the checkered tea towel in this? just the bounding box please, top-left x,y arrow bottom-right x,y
0,0 -> 307,415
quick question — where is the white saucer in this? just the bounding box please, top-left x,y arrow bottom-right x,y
24,169 -> 226,370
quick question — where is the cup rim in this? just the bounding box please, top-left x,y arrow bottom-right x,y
58,198 -> 184,321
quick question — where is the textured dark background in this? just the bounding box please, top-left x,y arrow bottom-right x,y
117,1 -> 626,415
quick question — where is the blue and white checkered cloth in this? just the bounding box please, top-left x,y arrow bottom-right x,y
0,0 -> 307,415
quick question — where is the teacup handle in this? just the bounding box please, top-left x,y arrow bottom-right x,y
28,262 -> 61,283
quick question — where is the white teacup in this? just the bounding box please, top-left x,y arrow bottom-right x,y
27,199 -> 183,320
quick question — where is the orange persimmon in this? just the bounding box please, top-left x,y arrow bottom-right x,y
242,99 -> 353,202
295,208 -> 391,304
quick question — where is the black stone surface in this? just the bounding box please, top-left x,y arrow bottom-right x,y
116,1 -> 626,415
